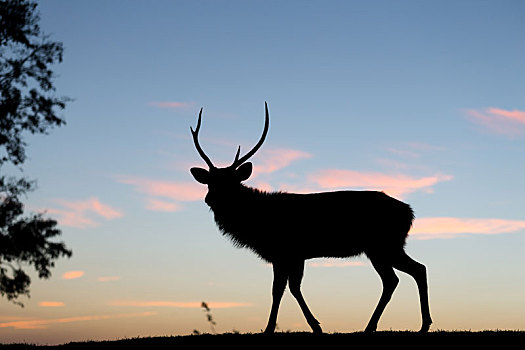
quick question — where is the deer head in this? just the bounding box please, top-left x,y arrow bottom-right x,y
190,103 -> 269,206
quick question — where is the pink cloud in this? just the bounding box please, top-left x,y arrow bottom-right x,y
90,201 -> 122,220
46,208 -> 97,228
308,259 -> 366,268
117,176 -> 205,202
61,271 -> 84,280
39,301 -> 64,307
253,148 -> 312,175
146,198 -> 182,212
466,107 -> 525,137
117,175 -> 206,212
47,198 -> 123,228
0,312 -> 156,330
487,107 -> 525,123
310,170 -> 452,198
109,300 -> 252,308
150,101 -> 193,109
411,217 -> 525,239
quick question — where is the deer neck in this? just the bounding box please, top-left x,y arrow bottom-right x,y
208,185 -> 259,229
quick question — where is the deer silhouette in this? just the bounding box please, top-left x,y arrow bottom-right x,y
189,103 -> 432,334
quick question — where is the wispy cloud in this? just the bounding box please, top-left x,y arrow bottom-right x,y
39,301 -> 64,307
146,198 -> 182,212
386,147 -> 421,159
310,170 -> 452,198
150,101 -> 194,109
0,312 -> 156,330
47,198 -> 123,228
97,276 -> 121,282
376,142 -> 447,174
411,217 -> 525,239
117,176 -> 205,202
109,300 -> 252,308
487,107 -> 525,123
308,259 -> 366,268
405,142 -> 447,152
466,107 -> 525,137
61,271 -> 84,280
117,175 -> 205,212
253,148 -> 312,175
386,142 -> 446,160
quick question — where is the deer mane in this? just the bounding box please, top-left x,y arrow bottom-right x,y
209,185 -> 287,259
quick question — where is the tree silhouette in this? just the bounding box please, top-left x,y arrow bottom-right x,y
1,0 -> 71,306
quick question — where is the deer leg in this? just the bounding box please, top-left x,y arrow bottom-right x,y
288,261 -> 323,334
365,257 -> 399,332
264,263 -> 288,334
392,250 -> 432,332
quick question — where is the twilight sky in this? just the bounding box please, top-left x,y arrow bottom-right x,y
1,0 -> 525,344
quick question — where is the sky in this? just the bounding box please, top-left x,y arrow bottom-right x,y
1,0 -> 525,344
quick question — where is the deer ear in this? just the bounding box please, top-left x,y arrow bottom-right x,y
190,167 -> 210,184
236,162 -> 253,181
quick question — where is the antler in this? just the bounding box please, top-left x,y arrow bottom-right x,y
190,108 -> 215,169
230,102 -> 270,169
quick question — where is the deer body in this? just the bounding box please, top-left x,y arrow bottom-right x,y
190,103 -> 432,333
210,186 -> 413,262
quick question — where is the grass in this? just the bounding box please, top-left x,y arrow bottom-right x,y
1,331 -> 524,349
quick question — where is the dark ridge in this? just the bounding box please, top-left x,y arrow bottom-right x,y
2,331 -> 524,349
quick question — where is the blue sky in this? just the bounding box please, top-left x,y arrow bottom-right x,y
1,0 -> 525,344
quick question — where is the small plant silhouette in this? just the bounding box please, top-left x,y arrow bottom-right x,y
201,301 -> 217,334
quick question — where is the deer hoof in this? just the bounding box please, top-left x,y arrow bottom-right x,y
364,324 -> 377,333
263,326 -> 276,334
419,322 -> 431,333
311,323 -> 323,334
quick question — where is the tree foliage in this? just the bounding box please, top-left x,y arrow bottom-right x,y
0,0 -> 71,306
1,0 -> 68,166
1,177 -> 72,305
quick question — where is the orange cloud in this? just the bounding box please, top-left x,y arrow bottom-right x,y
466,107 -> 525,137
61,271 -> 84,280
0,312 -> 156,330
97,276 -> 121,282
253,148 -> 312,175
47,198 -> 123,228
150,101 -> 193,109
39,301 -> 64,307
411,217 -> 525,239
310,170 -> 452,198
109,300 -> 252,308
308,259 -> 366,268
